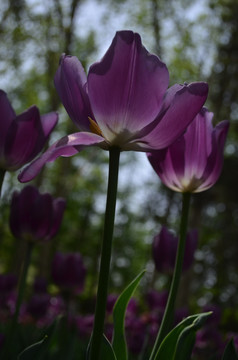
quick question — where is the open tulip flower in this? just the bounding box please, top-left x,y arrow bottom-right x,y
19,30 -> 208,182
0,90 -> 58,172
9,185 -> 66,242
148,107 -> 229,193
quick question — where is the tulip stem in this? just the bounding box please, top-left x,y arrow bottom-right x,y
0,169 -> 6,197
149,192 -> 191,360
89,147 -> 120,360
5,241 -> 34,357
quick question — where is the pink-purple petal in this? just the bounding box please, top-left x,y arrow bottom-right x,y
197,120 -> 229,192
18,132 -> 105,182
88,31 -> 169,142
54,55 -> 93,131
183,108 -> 213,181
4,107 -> 58,170
139,82 -> 209,149
40,112 -> 59,137
4,106 -> 42,168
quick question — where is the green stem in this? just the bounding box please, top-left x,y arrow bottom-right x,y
149,192 -> 191,360
0,169 -> 6,197
5,241 -> 34,358
89,147 -> 120,360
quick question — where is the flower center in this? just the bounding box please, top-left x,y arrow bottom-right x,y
180,176 -> 204,193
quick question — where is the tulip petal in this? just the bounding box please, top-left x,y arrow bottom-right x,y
197,120 -> 229,192
18,132 -> 105,182
88,31 -> 169,144
148,148 -> 185,192
138,82 -> 209,149
183,108 -> 214,181
5,106 -> 56,169
54,55 -> 93,131
40,112 -> 59,138
10,186 -> 39,239
48,198 -> 66,239
30,193 -> 53,239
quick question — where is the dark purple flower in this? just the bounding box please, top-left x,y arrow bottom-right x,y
27,293 -> 51,319
152,226 -> 197,273
152,226 -> 177,273
9,185 -> 65,242
0,90 -> 58,171
195,327 -> 224,358
0,273 -> 17,293
126,316 -> 147,354
19,31 -> 208,182
145,290 -> 168,335
25,277 -> 50,320
33,277 -> 48,293
51,252 -> 86,293
0,273 -> 17,321
194,304 -> 225,358
76,314 -> 94,338
202,304 -> 222,326
126,298 -> 139,317
145,289 -> 168,312
183,229 -> 198,271
148,107 -> 229,193
174,307 -> 189,325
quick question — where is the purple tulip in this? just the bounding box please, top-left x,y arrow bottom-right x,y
18,30 -> 208,182
0,273 -> 17,293
25,277 -> 50,320
145,289 -> 168,312
9,185 -> 65,242
32,277 -> 48,293
0,90 -> 58,171
0,273 -> 17,322
195,327 -> 224,358
148,107 -> 229,193
183,229 -> 198,271
27,293 -> 51,319
51,252 -> 86,293
152,226 -> 198,273
174,307 -> 189,325
76,314 -> 94,338
126,316 -> 147,354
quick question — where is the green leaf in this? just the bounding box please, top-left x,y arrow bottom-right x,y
17,336 -> 48,360
154,312 -> 212,360
174,313 -> 211,360
222,339 -> 238,360
112,270 -> 146,360
87,334 -> 117,360
101,335 -> 117,360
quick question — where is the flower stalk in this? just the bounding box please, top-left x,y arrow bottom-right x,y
89,147 -> 120,360
149,192 -> 191,360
